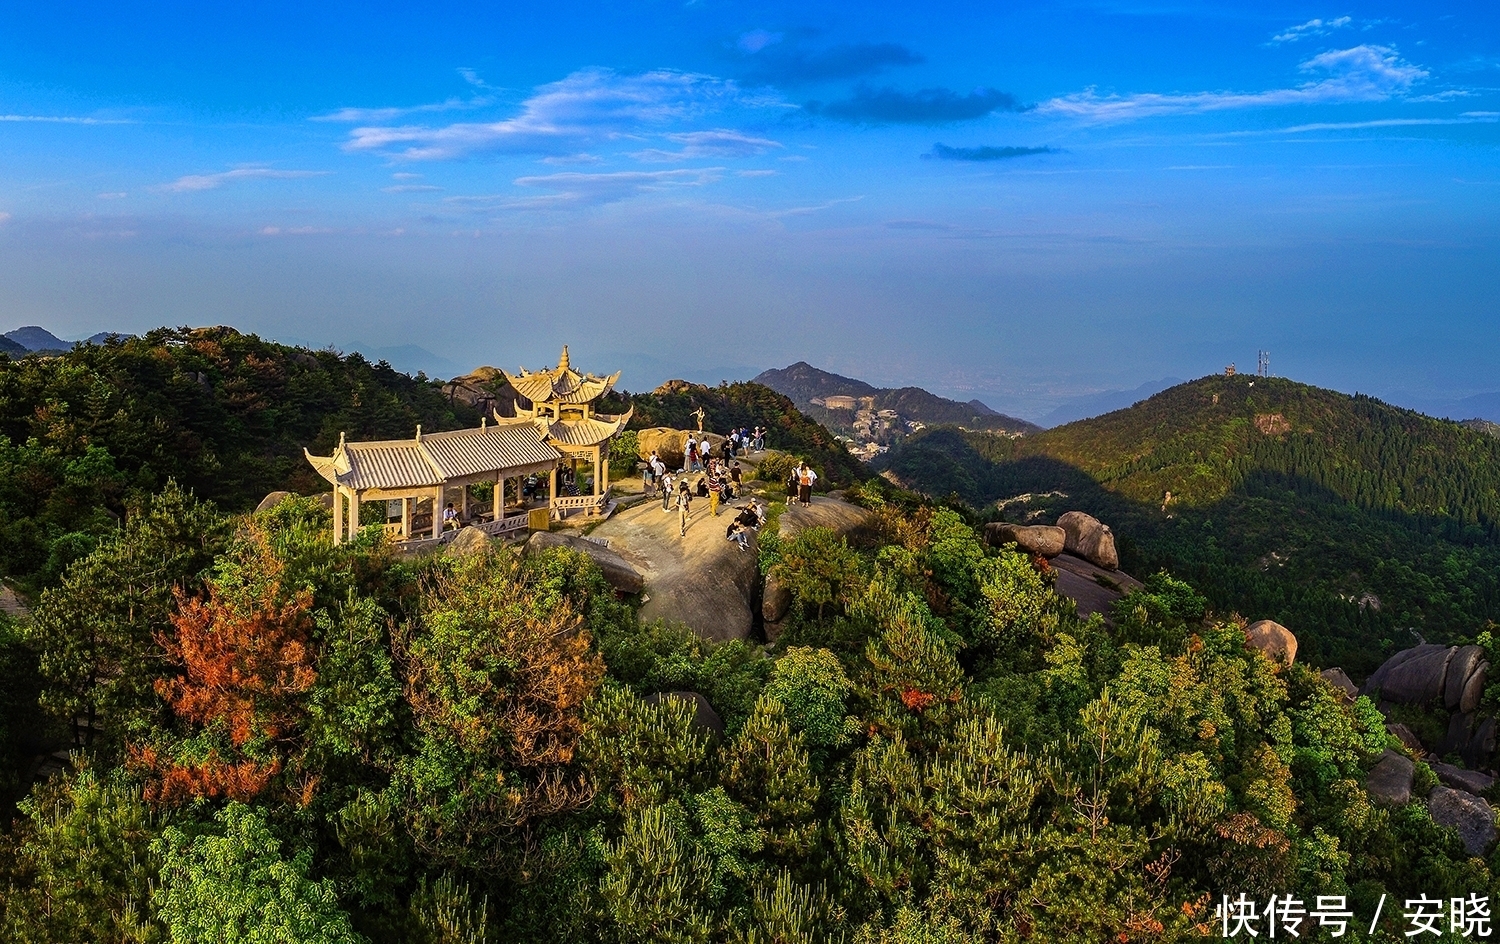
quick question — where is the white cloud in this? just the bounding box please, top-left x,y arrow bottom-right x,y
632,129 -> 783,162
340,68 -> 756,161
97,192 -> 128,199
496,168 -> 726,209
1039,45 -> 1427,122
737,169 -> 778,177
1270,16 -> 1352,43
162,167 -> 331,192
382,184 -> 444,192
1273,114 -> 1500,132
391,172 -> 424,180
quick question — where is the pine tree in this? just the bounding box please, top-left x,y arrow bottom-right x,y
721,696 -> 821,869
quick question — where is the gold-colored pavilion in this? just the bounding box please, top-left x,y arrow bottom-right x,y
304,346 -> 630,546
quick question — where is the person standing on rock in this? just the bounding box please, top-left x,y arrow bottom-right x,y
685,435 -> 697,473
676,480 -> 693,536
708,469 -> 723,517
797,462 -> 817,507
729,460 -> 742,493
753,426 -> 764,451
661,471 -> 673,511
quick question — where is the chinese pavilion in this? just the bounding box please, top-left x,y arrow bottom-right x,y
496,345 -> 632,517
304,346 -> 630,546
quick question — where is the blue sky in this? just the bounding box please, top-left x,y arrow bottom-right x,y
1,1 -> 1497,418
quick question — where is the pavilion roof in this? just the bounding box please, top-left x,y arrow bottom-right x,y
305,422 -> 561,491
503,345 -> 619,405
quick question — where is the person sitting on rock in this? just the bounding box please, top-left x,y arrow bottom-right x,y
726,518 -> 750,551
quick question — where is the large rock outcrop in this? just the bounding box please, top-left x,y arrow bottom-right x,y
255,490 -> 294,513
637,428 -> 726,470
762,573 -> 792,623
1244,619 -> 1298,667
777,496 -> 880,544
1055,512 -> 1118,570
1363,644 -> 1489,713
524,531 -> 646,594
1431,762 -> 1497,796
446,526 -> 493,557
1366,750 -> 1415,806
1321,667 -> 1359,701
1047,553 -> 1143,622
984,523 -> 1066,558
1428,786 -> 1497,856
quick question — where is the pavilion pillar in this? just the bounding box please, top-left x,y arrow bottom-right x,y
434,486 -> 445,537
460,485 -> 469,522
350,490 -> 362,536
401,497 -> 411,538
601,446 -> 610,494
494,472 -> 504,521
549,466 -> 558,508
333,488 -> 344,545
593,446 -> 602,497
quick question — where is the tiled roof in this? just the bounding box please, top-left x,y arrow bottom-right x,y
542,411 -> 633,447
421,424 -> 559,477
305,423 -> 561,491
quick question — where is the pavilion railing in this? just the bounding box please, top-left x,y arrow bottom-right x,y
550,494 -> 608,517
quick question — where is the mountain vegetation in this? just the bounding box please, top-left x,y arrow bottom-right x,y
4,481 -> 1491,941
3,339 -> 1498,940
877,374 -> 1500,674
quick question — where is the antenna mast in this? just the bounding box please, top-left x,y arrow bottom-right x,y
1257,351 -> 1270,378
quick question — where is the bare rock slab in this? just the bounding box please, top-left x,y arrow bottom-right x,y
1386,723 -> 1426,756
1430,762 -> 1497,796
1245,620 -> 1298,667
777,496 -> 879,543
525,531 -> 646,594
255,490 -> 295,513
1367,749 -> 1415,807
1056,511 -> 1119,570
1428,786 -> 1498,856
1321,667 -> 1359,701
984,523 -> 1066,557
446,526 -> 494,557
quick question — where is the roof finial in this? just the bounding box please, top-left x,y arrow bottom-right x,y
481,416 -> 487,429
415,424 -> 422,441
339,431 -> 346,448
558,344 -> 570,371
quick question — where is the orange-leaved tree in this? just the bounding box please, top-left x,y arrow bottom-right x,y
138,527 -> 317,805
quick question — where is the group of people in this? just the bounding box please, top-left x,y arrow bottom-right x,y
677,426 -> 765,472
646,449 -> 750,536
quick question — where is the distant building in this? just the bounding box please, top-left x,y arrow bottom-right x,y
821,395 -> 858,410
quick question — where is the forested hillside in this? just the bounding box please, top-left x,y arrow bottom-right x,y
3,483 -> 1488,941
0,327 -> 481,593
877,375 -> 1500,673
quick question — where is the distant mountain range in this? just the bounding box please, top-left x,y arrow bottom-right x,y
752,361 -> 1040,434
2,326 -> 129,354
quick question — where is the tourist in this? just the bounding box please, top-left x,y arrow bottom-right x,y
696,474 -> 709,498
786,467 -> 799,504
708,470 -> 722,517
797,462 -> 817,507
661,471 -> 673,511
442,502 -> 459,532
729,460 -> 742,492
734,503 -> 760,532
676,480 -> 692,536
726,518 -> 749,551
754,426 -> 765,450
686,435 -> 697,472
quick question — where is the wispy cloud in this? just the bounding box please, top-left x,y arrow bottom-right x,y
925,143 -> 1058,161
382,184 -> 444,193
808,85 -> 1027,124
512,168 -> 724,207
736,35 -> 923,84
161,167 -> 331,192
1271,114 -> 1500,133
1270,16 -> 1352,44
0,114 -> 133,124
632,129 -> 783,161
1040,45 -> 1427,122
314,69 -> 495,122
340,69 -> 758,161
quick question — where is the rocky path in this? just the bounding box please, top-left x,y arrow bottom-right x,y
591,474 -> 766,642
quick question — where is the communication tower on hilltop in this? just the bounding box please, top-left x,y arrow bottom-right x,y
1257,351 -> 1270,378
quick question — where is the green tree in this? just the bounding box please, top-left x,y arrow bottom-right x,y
579,685 -> 710,817
769,527 -> 864,621
152,803 -> 364,944
32,482 -> 229,755
721,696 -> 821,867
596,804 -> 714,944
763,647 -> 855,752
0,764 -> 163,943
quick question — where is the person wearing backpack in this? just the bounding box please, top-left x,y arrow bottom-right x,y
708,470 -> 723,517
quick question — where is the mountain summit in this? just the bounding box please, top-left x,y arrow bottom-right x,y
753,361 -> 1039,436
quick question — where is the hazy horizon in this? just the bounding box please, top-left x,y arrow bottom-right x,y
2,1 -> 1496,417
